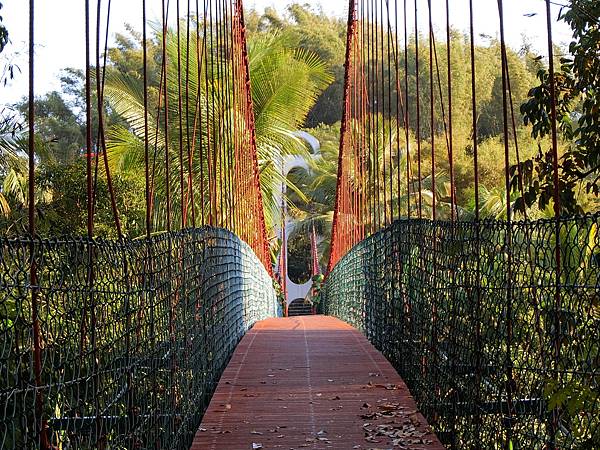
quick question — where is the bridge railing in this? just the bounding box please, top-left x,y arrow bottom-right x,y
322,215 -> 599,448
0,227 -> 279,449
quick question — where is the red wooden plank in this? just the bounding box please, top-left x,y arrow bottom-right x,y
192,316 -> 445,449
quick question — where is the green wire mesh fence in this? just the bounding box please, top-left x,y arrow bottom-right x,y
0,227 -> 279,449
322,215 -> 600,449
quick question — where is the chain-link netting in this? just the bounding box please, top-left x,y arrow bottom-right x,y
322,215 -> 600,449
0,227 -> 279,449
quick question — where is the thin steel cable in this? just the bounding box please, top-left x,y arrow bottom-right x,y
545,0 -> 563,444
403,0 -> 410,219
143,0 -> 151,236
196,0 -> 206,225
27,1 -> 50,447
186,0 -> 196,227
85,0 -> 93,237
469,0 -> 479,219
162,0 -> 173,232
177,0 -> 186,229
427,0 -> 435,220
94,0 -> 122,237
414,0 -> 422,219
468,3 -> 483,441
497,1 -> 516,444
445,0 -> 455,221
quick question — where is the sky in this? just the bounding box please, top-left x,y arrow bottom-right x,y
0,0 -> 572,106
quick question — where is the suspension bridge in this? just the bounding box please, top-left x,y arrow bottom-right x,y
1,0 -> 598,449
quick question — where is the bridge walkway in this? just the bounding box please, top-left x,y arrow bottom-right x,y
192,316 -> 444,449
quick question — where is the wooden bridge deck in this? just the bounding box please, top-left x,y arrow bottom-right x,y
192,316 -> 444,450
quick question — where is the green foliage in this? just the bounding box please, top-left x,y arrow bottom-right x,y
273,278 -> 287,312
0,115 -> 54,228
516,0 -> 600,215
13,67 -> 126,164
17,91 -> 85,163
287,231 -> 312,284
248,31 -> 332,228
478,45 -> 536,139
37,160 -> 145,238
0,15 -> 332,239
102,24 -> 331,235
545,378 -> 600,446
311,273 -> 325,306
249,4 -> 347,126
0,158 -> 145,238
288,124 -> 339,267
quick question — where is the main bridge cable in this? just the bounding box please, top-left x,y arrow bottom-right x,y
497,0 -> 517,444
427,0 -> 435,220
177,0 -> 186,229
385,0 -> 394,227
414,0 -> 422,219
445,0 -> 455,221
185,0 -> 196,228
468,0 -> 483,443
196,0 -> 206,226
27,0 -> 50,447
331,0 -> 437,270
425,0 -> 440,431
162,0 -> 173,232
403,0 -> 410,219
384,0 -> 403,219
223,0 -> 235,233
545,0 -> 563,445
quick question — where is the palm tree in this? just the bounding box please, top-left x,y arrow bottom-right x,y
248,31 -> 331,232
0,115 -> 25,217
104,22 -> 332,237
0,114 -> 52,231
